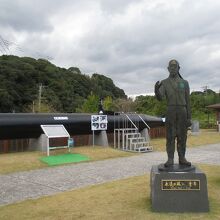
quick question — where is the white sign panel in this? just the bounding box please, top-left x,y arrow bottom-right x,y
91,115 -> 108,130
41,125 -> 70,138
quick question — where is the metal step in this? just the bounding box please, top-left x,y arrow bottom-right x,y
128,137 -> 145,143
131,142 -> 151,148
131,141 -> 149,145
114,117 -> 153,152
134,146 -> 153,152
114,128 -> 138,132
125,133 -> 141,138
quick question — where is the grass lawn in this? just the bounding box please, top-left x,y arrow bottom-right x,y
0,164 -> 220,220
0,146 -> 134,174
151,129 -> 220,151
0,129 -> 219,174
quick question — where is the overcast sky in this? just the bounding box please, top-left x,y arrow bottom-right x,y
1,0 -> 220,96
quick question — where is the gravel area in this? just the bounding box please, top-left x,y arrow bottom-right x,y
0,143 -> 219,206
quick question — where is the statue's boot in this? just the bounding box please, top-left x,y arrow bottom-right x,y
179,157 -> 191,166
164,158 -> 174,167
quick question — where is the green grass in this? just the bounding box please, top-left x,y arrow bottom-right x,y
0,129 -> 219,174
0,164 -> 220,220
0,146 -> 134,174
40,153 -> 90,166
151,129 -> 220,151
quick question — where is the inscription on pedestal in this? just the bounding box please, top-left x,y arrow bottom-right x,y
150,165 -> 209,212
161,180 -> 200,190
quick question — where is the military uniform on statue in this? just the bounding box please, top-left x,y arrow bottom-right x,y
150,60 -> 209,212
155,59 -> 191,167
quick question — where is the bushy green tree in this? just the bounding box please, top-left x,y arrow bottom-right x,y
103,96 -> 114,111
113,98 -> 137,112
135,95 -> 166,117
91,74 -> 126,99
24,99 -> 57,113
0,55 -> 126,113
77,94 -> 99,113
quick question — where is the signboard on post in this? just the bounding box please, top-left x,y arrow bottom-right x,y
91,115 -> 108,147
40,124 -> 70,156
91,115 -> 108,131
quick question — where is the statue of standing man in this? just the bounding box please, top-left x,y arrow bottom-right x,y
155,60 -> 191,167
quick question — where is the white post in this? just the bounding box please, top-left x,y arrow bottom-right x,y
93,130 -> 95,147
118,130 -> 120,149
114,130 -> 116,148
122,129 -> 124,150
47,138 -> 50,156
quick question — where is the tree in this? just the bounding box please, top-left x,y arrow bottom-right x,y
103,96 -> 114,111
114,98 -> 136,112
135,95 -> 166,117
77,94 -> 99,113
68,67 -> 81,74
0,55 -> 126,113
24,99 -> 57,113
91,73 -> 127,99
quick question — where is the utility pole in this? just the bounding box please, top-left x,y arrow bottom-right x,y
38,84 -> 47,112
32,101 -> 35,113
202,85 -> 209,96
38,84 -> 43,112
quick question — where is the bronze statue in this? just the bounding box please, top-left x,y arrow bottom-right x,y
155,60 -> 191,167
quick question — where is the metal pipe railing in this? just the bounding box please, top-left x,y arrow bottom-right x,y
138,114 -> 150,130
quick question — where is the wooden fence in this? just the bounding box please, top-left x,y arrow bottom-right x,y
0,126 -> 165,153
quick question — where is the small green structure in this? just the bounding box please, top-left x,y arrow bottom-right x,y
40,153 -> 90,166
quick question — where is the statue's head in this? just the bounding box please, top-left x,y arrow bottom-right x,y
168,59 -> 180,78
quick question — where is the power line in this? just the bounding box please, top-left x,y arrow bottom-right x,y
0,39 -> 8,54
0,46 -> 5,54
0,35 -> 53,60
0,35 -> 11,54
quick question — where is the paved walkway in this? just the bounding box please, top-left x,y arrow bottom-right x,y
0,143 -> 219,206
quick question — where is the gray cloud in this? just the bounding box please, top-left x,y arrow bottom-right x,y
99,0 -> 137,13
0,0 -> 58,32
1,0 -> 220,95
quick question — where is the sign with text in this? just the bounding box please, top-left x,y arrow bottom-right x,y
91,115 -> 108,131
161,179 -> 200,191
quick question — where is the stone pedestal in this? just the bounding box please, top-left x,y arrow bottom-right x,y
29,134 -> 47,151
150,164 -> 209,212
140,128 -> 150,141
94,130 -> 109,147
88,131 -> 109,147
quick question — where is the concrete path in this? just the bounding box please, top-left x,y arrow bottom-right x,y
0,143 -> 219,206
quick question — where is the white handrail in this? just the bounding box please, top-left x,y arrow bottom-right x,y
125,114 -> 138,130
138,114 -> 150,130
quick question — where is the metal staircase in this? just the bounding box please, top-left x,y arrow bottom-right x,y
114,113 -> 153,153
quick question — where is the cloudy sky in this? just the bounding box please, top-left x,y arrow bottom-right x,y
1,0 -> 220,96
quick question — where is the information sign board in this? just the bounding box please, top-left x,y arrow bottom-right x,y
91,115 -> 108,131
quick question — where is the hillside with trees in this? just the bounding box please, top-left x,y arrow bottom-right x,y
134,90 -> 220,128
0,55 -> 126,113
1,55 -> 219,128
